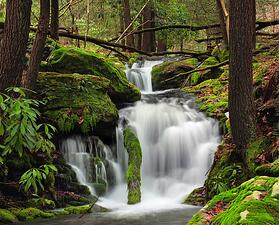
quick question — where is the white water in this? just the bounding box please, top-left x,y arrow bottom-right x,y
125,60 -> 162,93
61,60 -> 220,214
99,60 -> 220,213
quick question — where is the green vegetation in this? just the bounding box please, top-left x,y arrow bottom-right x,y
0,209 -> 18,223
44,47 -> 140,103
152,58 -> 197,90
37,73 -> 119,134
12,207 -> 54,221
123,128 -> 142,204
20,164 -> 57,194
187,176 -> 279,225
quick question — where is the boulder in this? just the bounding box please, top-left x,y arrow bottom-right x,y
37,72 -> 119,137
44,47 -> 141,103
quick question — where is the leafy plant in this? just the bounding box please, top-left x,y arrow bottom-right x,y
0,87 -> 56,158
19,164 -> 57,194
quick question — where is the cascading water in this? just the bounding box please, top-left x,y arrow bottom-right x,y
61,135 -> 122,195
99,60 -> 220,212
61,59 -> 220,214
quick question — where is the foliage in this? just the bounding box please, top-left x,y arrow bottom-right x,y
0,87 -> 56,158
19,164 -> 57,194
188,176 -> 279,225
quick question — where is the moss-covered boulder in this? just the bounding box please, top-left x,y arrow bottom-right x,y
256,159 -> 279,177
12,208 -> 54,221
44,47 -> 140,103
183,187 -> 207,206
187,176 -> 279,225
151,58 -> 198,90
0,209 -> 18,223
123,128 -> 142,204
183,75 -> 229,134
37,72 -> 118,136
204,145 -> 248,199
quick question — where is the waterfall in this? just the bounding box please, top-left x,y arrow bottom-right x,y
61,136 -> 122,195
99,61 -> 220,211
61,59 -> 220,212
125,60 -> 162,92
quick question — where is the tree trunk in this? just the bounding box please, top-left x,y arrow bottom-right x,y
142,2 -> 156,52
136,17 -> 143,50
50,0 -> 59,40
22,0 -> 50,90
0,0 -> 32,90
216,0 -> 229,48
157,36 -> 167,52
229,0 -> 256,153
123,0 -> 135,47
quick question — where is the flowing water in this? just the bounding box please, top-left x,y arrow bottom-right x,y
31,59 -> 220,225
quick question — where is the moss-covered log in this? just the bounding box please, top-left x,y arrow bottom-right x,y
43,47 -> 140,103
123,128 -> 142,204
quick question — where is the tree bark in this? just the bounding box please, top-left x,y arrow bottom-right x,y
229,0 -> 256,152
216,0 -> 229,48
22,0 -> 50,90
123,0 -> 135,47
50,0 -> 59,40
0,0 -> 32,90
142,1 -> 156,52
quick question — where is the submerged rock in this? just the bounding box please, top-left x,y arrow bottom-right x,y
44,47 -> 140,103
123,128 -> 142,204
37,72 -> 118,136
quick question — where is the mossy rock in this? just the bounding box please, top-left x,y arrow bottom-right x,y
12,208 -> 54,221
183,187 -> 207,206
183,77 -> 228,134
187,176 -> 279,225
151,58 -> 197,90
256,159 -> 279,177
123,128 -> 142,204
246,138 -> 270,175
63,204 -> 108,214
44,47 -> 140,103
204,145 -> 248,199
28,198 -> 56,210
211,45 -> 229,62
0,209 -> 18,223
37,73 -> 119,136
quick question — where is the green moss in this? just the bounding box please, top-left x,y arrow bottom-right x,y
28,198 -> 56,210
256,159 -> 279,177
204,145 -> 247,199
201,56 -> 219,67
63,204 -> 108,214
12,208 -> 54,221
187,213 -> 206,225
211,46 -> 229,62
183,78 -> 228,132
188,176 -> 279,225
0,209 -> 18,223
151,59 -> 196,90
45,47 -> 140,103
37,73 -> 119,134
123,128 -> 142,204
183,187 -> 207,206
246,138 -> 270,175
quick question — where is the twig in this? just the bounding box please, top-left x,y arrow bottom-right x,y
78,196 -> 99,219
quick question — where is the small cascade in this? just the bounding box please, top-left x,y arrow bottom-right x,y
61,59 -> 220,213
125,60 -> 162,92
61,136 -> 122,195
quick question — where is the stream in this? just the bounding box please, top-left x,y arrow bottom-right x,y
20,60 -> 220,224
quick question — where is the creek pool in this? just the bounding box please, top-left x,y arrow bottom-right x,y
17,206 -> 200,225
